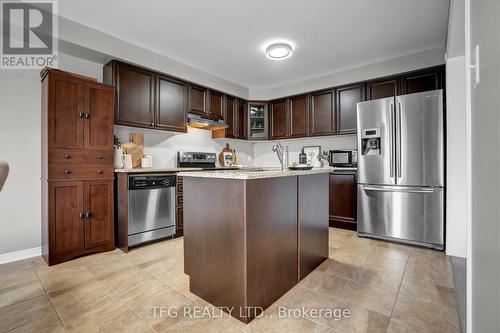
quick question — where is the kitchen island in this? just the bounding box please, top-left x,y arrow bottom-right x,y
178,167 -> 332,323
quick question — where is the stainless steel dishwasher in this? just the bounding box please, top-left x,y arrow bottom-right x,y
128,174 -> 176,246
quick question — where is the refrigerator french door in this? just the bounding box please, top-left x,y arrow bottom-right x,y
356,90 -> 444,250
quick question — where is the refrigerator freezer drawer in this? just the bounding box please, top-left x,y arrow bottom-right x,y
357,185 -> 444,249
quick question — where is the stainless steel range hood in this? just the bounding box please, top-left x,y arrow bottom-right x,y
187,113 -> 228,131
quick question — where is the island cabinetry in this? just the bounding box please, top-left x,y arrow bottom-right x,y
183,172 -> 329,323
298,174 -> 329,280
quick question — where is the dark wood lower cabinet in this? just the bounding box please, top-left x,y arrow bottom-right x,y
84,180 -> 114,248
329,171 -> 357,231
44,179 -> 114,265
48,181 -> 85,256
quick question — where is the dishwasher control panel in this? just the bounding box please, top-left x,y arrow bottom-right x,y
129,174 -> 176,190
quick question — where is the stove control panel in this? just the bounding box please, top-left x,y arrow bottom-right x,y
178,151 -> 216,165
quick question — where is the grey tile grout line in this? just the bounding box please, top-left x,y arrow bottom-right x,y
28,258 -> 69,332
387,254 -> 409,321
79,256 -> 160,333
125,248 -> 272,332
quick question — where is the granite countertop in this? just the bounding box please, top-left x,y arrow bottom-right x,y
177,167 -> 335,180
114,167 -> 203,173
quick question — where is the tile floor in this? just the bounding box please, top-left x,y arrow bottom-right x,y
0,228 -> 461,332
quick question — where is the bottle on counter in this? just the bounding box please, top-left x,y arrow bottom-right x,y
232,149 -> 237,165
299,148 -> 307,164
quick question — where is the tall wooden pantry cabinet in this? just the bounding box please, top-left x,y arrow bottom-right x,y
41,68 -> 115,266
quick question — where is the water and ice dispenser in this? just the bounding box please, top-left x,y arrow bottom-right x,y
361,128 -> 381,155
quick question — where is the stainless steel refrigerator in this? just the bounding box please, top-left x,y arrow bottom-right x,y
356,90 -> 444,250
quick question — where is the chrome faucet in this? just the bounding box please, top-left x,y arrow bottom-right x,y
272,141 -> 289,171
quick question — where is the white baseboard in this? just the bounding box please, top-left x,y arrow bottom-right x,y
0,247 -> 41,265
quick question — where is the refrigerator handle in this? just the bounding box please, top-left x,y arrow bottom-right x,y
363,186 -> 435,194
390,103 -> 394,179
397,102 -> 402,178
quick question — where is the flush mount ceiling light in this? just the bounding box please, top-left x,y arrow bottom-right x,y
265,42 -> 293,60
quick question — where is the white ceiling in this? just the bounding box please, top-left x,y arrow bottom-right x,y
59,0 -> 450,88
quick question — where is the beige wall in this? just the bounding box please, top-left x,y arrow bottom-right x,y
0,53 -> 103,256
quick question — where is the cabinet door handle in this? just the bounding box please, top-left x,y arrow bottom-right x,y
64,154 -> 71,159
79,112 -> 85,118
79,212 -> 85,219
84,112 -> 90,119
84,211 -> 91,219
97,169 -> 103,174
96,155 -> 103,160
64,169 -> 72,174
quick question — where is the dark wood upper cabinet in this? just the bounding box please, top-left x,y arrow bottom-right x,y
310,90 -> 335,136
336,84 -> 364,134
225,96 -> 236,138
236,100 -> 247,139
104,61 -> 188,133
248,102 -> 268,140
48,75 -> 85,149
209,90 -> 224,120
113,62 -> 154,128
84,83 -> 114,150
156,75 -> 187,132
189,85 -> 207,115
289,94 -> 309,138
84,180 -> 114,249
401,68 -> 443,94
270,99 -> 288,139
366,77 -> 399,100
329,171 -> 357,231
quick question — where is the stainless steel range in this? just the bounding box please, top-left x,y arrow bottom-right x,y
177,151 -> 237,170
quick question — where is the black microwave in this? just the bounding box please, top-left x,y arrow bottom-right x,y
329,150 -> 358,167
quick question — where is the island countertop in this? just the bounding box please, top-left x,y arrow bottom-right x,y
177,166 -> 335,180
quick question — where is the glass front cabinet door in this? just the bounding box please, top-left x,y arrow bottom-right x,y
248,102 -> 269,139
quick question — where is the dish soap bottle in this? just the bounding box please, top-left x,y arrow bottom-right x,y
299,148 -> 307,165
